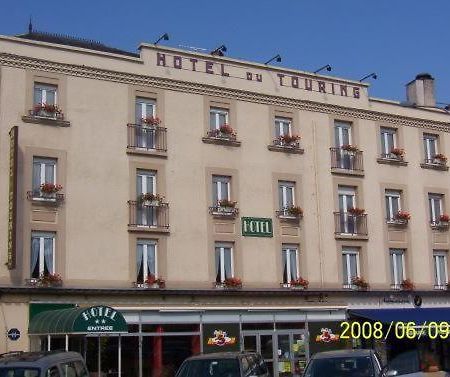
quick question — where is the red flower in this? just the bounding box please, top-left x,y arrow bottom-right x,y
278,134 -> 300,144
341,144 -> 359,152
391,148 -> 405,157
34,103 -> 61,114
351,276 -> 369,289
223,277 -> 242,287
434,153 -> 447,162
219,124 -> 236,136
218,199 -> 237,208
348,207 -> 365,215
145,274 -> 165,288
287,206 -> 303,216
290,277 -> 309,288
141,116 -> 161,126
440,214 -> 450,222
40,183 -> 63,194
395,211 -> 411,220
401,279 -> 415,291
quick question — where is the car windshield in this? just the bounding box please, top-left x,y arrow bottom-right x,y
387,349 -> 449,374
179,358 -> 240,377
0,368 -> 40,377
304,356 -> 375,377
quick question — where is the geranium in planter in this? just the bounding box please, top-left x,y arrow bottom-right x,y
341,144 -> 359,152
290,277 -> 309,289
390,148 -> 405,158
218,199 -> 237,208
210,124 -> 237,139
140,193 -> 164,206
433,153 -> 448,164
277,134 -> 300,146
38,273 -> 63,287
40,183 -> 63,198
351,276 -> 369,290
348,207 -> 365,216
395,211 -> 411,221
287,206 -> 303,217
33,103 -> 61,117
144,274 -> 165,288
400,279 -> 415,291
440,214 -> 450,223
141,116 -> 161,126
223,277 -> 242,288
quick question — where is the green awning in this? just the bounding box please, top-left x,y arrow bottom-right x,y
29,305 -> 128,335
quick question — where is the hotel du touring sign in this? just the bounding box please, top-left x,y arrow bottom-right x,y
242,217 -> 273,237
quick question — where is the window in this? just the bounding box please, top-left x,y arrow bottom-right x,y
60,362 -> 77,377
31,232 -> 55,278
136,239 -> 157,283
433,251 -> 448,288
278,181 -> 295,209
385,190 -> 402,221
423,133 -> 438,162
390,249 -> 405,287
134,97 -> 157,149
334,121 -> 352,147
209,107 -> 229,130
337,186 -> 357,234
342,248 -> 359,286
32,157 -> 56,192
380,127 -> 397,156
215,242 -> 233,283
212,175 -> 231,203
282,245 -> 299,284
136,170 -> 157,226
135,97 -> 156,124
34,83 -> 57,106
429,193 -> 443,224
275,117 -> 292,137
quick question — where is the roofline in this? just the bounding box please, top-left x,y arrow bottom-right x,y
370,96 -> 450,115
138,43 -> 370,88
0,35 -> 142,63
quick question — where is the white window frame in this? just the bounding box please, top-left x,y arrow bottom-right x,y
137,239 -> 158,282
33,158 -> 57,187
334,121 -> 352,147
279,181 -> 296,209
215,242 -> 234,283
31,232 -> 56,277
213,175 -> 231,203
433,250 -> 448,287
385,190 -> 402,221
210,107 -> 229,130
136,97 -> 156,123
282,245 -> 299,283
34,83 -> 58,105
380,127 -> 397,155
429,193 -> 443,223
342,248 -> 360,286
275,117 -> 292,137
424,134 -> 438,161
137,170 -> 157,195
390,249 -> 406,286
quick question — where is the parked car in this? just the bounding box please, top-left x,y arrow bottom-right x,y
0,351 -> 89,377
302,349 -> 383,377
175,351 -> 269,377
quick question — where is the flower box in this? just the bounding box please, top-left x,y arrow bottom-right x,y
139,193 -> 164,207
348,207 -> 365,216
275,134 -> 301,148
390,148 -> 405,158
290,277 -> 309,289
277,206 -> 303,220
40,183 -> 63,197
433,154 -> 448,164
33,103 -> 62,118
400,279 -> 415,291
341,144 -> 359,152
216,277 -> 242,289
134,274 -> 165,288
141,116 -> 161,126
351,276 -> 369,290
395,211 -> 411,221
29,273 -> 63,287
208,125 -> 237,140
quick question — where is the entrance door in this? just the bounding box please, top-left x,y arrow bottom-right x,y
242,330 -> 308,377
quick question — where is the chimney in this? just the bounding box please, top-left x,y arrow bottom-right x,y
406,73 -> 436,107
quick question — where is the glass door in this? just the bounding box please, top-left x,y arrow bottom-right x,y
276,332 -> 308,377
242,331 -> 275,377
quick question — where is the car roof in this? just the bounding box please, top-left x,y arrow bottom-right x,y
311,349 -> 374,359
0,351 -> 83,368
184,352 -> 257,361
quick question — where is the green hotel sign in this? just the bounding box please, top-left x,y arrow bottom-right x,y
242,217 -> 273,237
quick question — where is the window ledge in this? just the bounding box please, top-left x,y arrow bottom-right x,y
127,226 -> 170,234
376,157 -> 408,166
330,168 -> 364,177
202,137 -> 241,147
22,115 -> 70,127
386,220 -> 409,227
420,163 -> 449,171
126,148 -> 168,158
267,145 -> 304,154
334,233 -> 369,241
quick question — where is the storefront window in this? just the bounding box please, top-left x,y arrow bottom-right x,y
121,336 -> 139,377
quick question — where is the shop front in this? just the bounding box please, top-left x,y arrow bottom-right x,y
29,304 -> 346,377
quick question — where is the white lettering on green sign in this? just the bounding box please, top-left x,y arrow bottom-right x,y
82,306 -> 117,322
242,217 -> 273,237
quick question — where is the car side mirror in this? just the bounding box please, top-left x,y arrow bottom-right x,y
380,366 -> 398,377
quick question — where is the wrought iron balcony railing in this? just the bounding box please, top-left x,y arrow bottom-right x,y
27,190 -> 64,204
28,109 -> 65,120
334,211 -> 368,236
386,217 -> 408,226
330,147 -> 364,172
209,205 -> 239,218
127,123 -> 167,152
128,200 -> 169,229
430,220 -> 450,230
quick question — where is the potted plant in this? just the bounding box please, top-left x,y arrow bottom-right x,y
433,153 -> 447,164
348,207 -> 365,216
223,277 -> 242,288
395,210 -> 411,221
144,274 -> 165,288
216,199 -> 237,214
287,206 -> 303,217
34,103 -> 61,117
351,276 -> 369,290
140,193 -> 164,206
400,279 -> 415,291
38,273 -> 63,287
341,144 -> 359,152
440,214 -> 450,223
141,116 -> 161,126
277,134 -> 300,146
210,124 -> 237,139
40,183 -> 63,198
290,277 -> 309,289
390,148 -> 405,159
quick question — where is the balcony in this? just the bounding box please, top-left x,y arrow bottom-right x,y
209,202 -> 239,219
430,220 -> 450,231
330,147 -> 364,176
420,157 -> 449,171
27,190 -> 64,206
377,153 -> 408,166
22,107 -> 70,127
202,128 -> 241,147
334,211 -> 368,239
386,217 -> 409,227
128,200 -> 170,233
268,137 -> 304,154
390,284 -> 402,290
276,207 -> 303,222
126,123 -> 167,157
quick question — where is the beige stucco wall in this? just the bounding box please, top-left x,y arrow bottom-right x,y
1,36 -> 450,292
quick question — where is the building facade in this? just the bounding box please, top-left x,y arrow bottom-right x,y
1,31 -> 450,376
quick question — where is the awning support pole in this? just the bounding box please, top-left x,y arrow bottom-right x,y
47,335 -> 51,351
65,334 -> 69,351
118,336 -> 122,377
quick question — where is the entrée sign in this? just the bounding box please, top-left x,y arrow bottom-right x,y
156,52 -> 362,99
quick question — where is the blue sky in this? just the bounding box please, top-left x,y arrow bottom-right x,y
2,0 -> 449,103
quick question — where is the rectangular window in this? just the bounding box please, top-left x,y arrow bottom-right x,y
136,170 -> 156,196
278,181 -> 295,209
135,97 -> 156,124
34,83 -> 57,106
274,117 -> 292,137
424,133 -> 438,161
32,157 -> 56,192
136,170 -> 157,226
334,121 -> 352,147
429,193 -> 443,224
31,232 -> 56,278
212,175 -> 231,203
136,239 -> 157,283
380,127 -> 397,156
342,248 -> 359,286
282,245 -> 299,284
390,249 -> 405,287
434,250 -> 448,288
215,242 -> 233,283
209,107 -> 229,130
385,190 -> 402,221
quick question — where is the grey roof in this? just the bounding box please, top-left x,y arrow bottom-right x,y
0,351 -> 83,368
311,349 -> 374,359
16,30 -> 139,58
